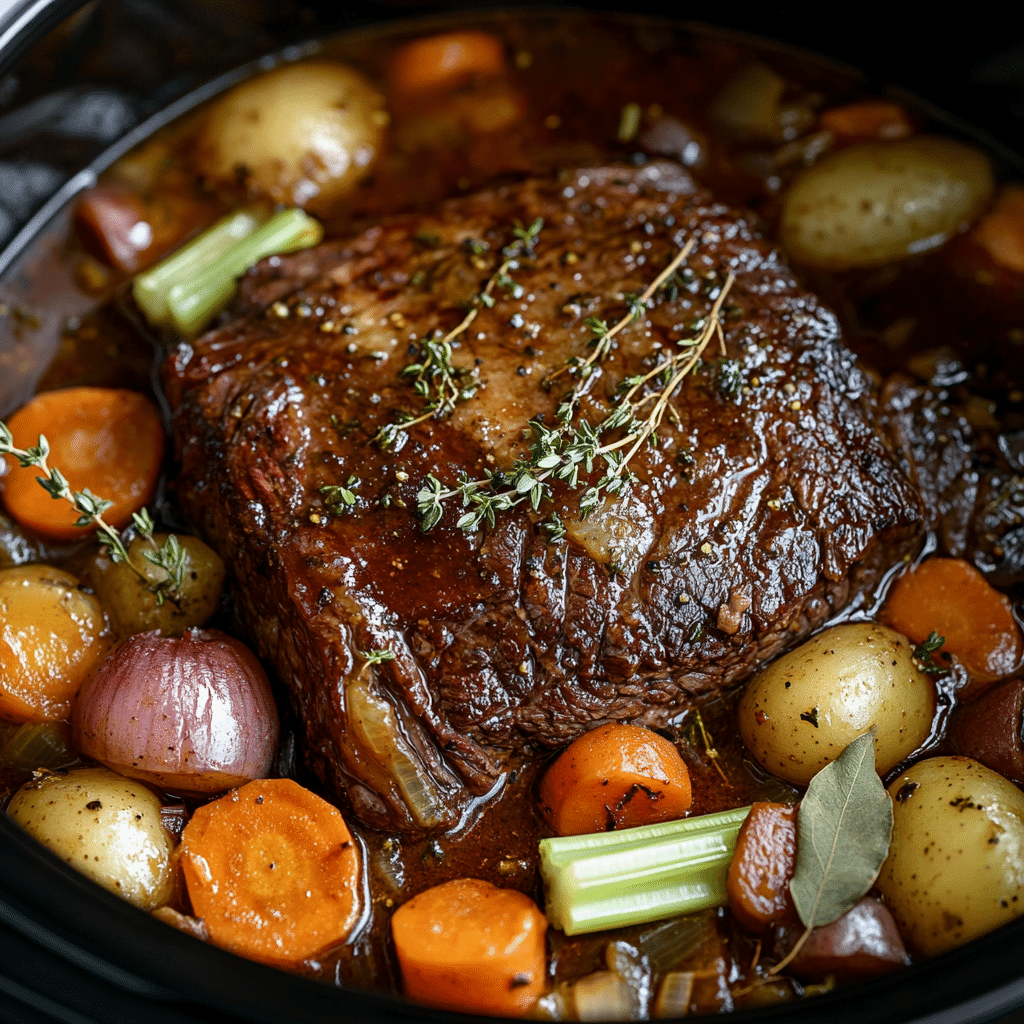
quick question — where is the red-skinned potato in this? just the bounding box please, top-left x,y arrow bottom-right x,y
774,896 -> 909,983
72,628 -> 278,795
948,678 -> 1024,786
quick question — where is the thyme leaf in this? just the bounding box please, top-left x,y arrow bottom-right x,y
414,239 -> 736,535
359,648 -> 396,668
375,220 -> 544,448
912,630 -> 949,676
0,421 -> 184,605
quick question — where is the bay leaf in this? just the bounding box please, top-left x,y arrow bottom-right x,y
789,729 -> 893,930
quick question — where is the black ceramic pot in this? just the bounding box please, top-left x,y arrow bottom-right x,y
1,3 -> 1023,1022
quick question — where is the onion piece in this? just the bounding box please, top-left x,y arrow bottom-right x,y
635,912 -> 717,974
572,971 -> 637,1021
346,675 -> 445,828
0,721 -> 76,772
72,628 -> 279,795
653,972 -> 695,1018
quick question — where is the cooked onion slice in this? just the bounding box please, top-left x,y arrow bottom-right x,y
72,628 -> 279,795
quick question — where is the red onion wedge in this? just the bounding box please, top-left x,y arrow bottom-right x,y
72,628 -> 279,795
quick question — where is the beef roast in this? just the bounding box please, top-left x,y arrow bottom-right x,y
164,162 -> 925,832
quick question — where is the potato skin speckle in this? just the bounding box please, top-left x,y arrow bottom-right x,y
878,756 -> 1024,956
6,766 -> 175,910
738,622 -> 935,786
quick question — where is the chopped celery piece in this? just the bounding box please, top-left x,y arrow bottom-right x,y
132,209 -> 264,326
166,207 -> 323,336
540,806 -> 751,936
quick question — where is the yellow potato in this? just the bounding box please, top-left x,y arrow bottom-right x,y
738,622 -> 935,786
0,564 -> 111,723
194,61 -> 388,210
780,136 -> 994,268
86,532 -> 225,638
6,766 -> 174,910
878,756 -> 1024,956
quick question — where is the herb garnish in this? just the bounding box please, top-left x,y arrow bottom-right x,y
375,219 -> 544,449
416,251 -> 735,534
0,422 -> 185,605
359,648 -> 396,668
771,729 -> 892,975
320,478 -> 360,514
912,630 -> 949,676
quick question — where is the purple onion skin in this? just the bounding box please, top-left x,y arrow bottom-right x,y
72,628 -> 279,795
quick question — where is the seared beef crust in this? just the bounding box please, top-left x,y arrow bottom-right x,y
165,162 -> 924,831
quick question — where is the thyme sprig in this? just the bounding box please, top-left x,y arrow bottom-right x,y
545,235 -> 696,390
375,218 -> 544,449
912,630 -> 949,676
416,266 -> 735,533
0,421 -> 185,605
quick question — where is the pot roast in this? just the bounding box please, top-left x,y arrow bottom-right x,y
164,161 -> 925,831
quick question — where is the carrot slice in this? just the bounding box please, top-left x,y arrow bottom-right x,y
973,185 -> 1024,274
390,31 -> 506,100
726,801 -> 798,933
392,877 -> 547,1016
179,777 -> 361,967
818,100 -> 912,142
538,722 -> 692,837
1,387 -> 163,541
881,557 -> 1023,681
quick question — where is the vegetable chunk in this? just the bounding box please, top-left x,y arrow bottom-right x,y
390,31 -> 506,100
7,766 -> 174,910
195,62 -> 387,211
882,557 -> 1023,680
538,723 -> 692,836
780,137 -> 993,268
0,564 -> 110,723
391,877 -> 547,1016
878,756 -> 1024,956
726,801 -> 797,933
738,623 -> 934,786
179,778 -> 361,967
1,387 -> 163,542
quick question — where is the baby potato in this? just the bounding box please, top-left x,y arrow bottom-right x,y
6,765 -> 175,910
0,564 -> 111,723
194,61 -> 388,211
878,756 -> 1024,956
780,136 -> 994,268
86,532 -> 225,638
738,622 -> 935,786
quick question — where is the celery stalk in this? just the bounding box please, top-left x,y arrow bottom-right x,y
166,208 -> 323,336
132,209 -> 264,326
540,806 -> 751,936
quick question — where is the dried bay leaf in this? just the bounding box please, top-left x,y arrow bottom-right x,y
790,729 -> 893,930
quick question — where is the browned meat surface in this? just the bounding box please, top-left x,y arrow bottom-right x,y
882,372 -> 1024,586
164,162 -> 924,832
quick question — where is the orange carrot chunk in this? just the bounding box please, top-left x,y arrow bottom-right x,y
881,557 -> 1023,681
1,387 -> 163,541
390,31 -> 506,100
392,877 -> 547,1017
538,722 -> 692,837
179,777 -> 361,968
973,185 -> 1024,274
726,801 -> 798,933
818,100 -> 912,142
